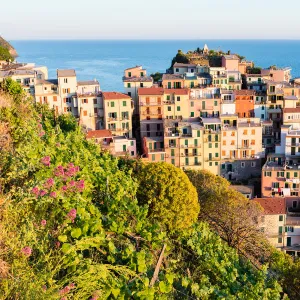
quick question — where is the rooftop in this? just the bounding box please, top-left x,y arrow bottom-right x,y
57,69 -> 76,77
254,198 -> 286,215
35,79 -> 58,85
202,118 -> 221,124
230,185 -> 253,194
77,80 -> 99,86
123,76 -> 153,83
162,74 -> 183,80
138,87 -> 164,96
284,95 -> 298,100
86,130 -> 112,139
124,65 -> 142,71
234,90 -> 256,96
102,92 -> 131,100
173,62 -> 197,68
283,108 -> 300,114
223,54 -> 240,60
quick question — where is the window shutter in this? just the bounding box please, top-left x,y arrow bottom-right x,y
86,99 -> 88,104
64,107 -> 67,112
64,98 -> 66,103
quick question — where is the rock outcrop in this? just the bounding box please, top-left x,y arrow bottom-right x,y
0,36 -> 18,57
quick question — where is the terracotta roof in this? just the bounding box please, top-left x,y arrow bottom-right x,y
57,69 -> 76,77
283,108 -> 300,113
102,92 -> 131,100
86,130 -> 112,139
138,87 -> 165,96
254,198 -> 286,215
165,88 -> 189,95
234,90 -> 256,96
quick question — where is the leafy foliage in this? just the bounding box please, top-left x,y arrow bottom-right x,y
136,162 -> 199,232
170,50 -> 189,68
0,46 -> 13,62
0,83 -> 285,299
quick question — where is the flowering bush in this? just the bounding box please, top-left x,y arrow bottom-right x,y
0,88 -> 283,299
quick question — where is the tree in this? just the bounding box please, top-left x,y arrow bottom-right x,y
0,46 -> 13,62
136,162 -> 199,232
150,72 -> 162,83
185,169 -> 268,263
170,50 -> 189,68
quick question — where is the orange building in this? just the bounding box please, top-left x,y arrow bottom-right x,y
234,90 -> 255,118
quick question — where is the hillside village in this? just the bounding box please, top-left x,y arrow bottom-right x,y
1,44 -> 300,258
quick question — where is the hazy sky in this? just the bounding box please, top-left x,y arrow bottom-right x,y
2,0 -> 300,40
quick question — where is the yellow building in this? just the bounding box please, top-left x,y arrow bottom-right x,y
102,92 -> 133,137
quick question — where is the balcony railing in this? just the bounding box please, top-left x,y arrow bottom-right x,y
180,144 -> 201,148
205,157 -> 221,162
140,102 -> 162,106
148,148 -> 165,153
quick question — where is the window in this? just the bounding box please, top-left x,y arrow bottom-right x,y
251,129 -> 255,135
223,140 -> 226,145
140,83 -> 144,88
94,108 -> 98,114
171,159 -> 175,165
261,216 -> 265,222
122,101 -> 127,107
161,154 -> 164,161
191,101 -> 194,107
215,153 -> 219,158
251,140 -> 255,145
128,72 -> 132,77
209,143 -> 212,148
53,96 -> 57,102
279,226 -> 283,234
93,98 -> 97,104
185,157 -> 189,165
128,92 -> 131,96
152,154 -> 155,161
177,106 -> 181,111
222,163 -> 225,169
168,106 -> 171,111
278,237 -> 282,243
130,141 -> 134,146
127,83 -> 131,88
241,162 -> 245,168
264,171 -> 272,177
231,132 -> 235,136
214,101 -> 217,106
140,72 -> 144,77
215,162 -> 218,166
190,112 -> 194,117
197,131 -> 200,137
175,68 -> 179,72
215,143 -> 218,148
83,110 -> 87,116
64,78 -> 68,83
177,96 -> 180,101
294,172 -> 298,178
251,162 -> 256,167
82,98 -> 88,104
209,162 -> 212,166
279,215 -> 283,222
131,151 -> 134,156
111,101 -> 115,107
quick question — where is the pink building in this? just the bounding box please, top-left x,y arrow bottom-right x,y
222,55 -> 240,71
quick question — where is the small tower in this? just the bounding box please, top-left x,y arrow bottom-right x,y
203,44 -> 209,55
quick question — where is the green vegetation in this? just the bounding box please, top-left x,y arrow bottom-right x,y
136,162 -> 199,232
170,50 -> 189,68
150,72 -> 163,82
0,80 -> 299,299
0,46 -> 14,62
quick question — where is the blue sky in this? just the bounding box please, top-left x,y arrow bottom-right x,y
2,0 -> 300,40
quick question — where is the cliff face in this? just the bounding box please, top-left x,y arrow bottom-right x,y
0,36 -> 18,57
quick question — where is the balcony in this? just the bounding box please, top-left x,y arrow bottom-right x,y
165,132 -> 193,138
205,157 -> 221,162
165,144 -> 177,148
190,94 -> 220,100
180,144 -> 201,148
204,138 -> 219,142
149,148 -> 165,153
287,207 -> 300,218
140,102 -> 162,106
141,111 -> 162,116
180,152 -> 202,157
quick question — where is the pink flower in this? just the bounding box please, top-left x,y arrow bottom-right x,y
42,285 -> 47,291
38,123 -> 42,128
67,208 -> 77,222
39,114 -> 42,117
69,180 -> 75,187
76,180 -> 85,191
41,219 -> 47,226
44,178 -> 54,188
21,246 -> 32,257
61,186 -> 68,192
31,186 -> 39,196
69,283 -> 75,289
39,131 -> 45,137
55,241 -> 61,248
39,190 -> 47,196
54,166 -> 65,177
41,156 -> 51,166
50,191 -> 57,198
61,298 -> 67,300
56,142 -> 61,147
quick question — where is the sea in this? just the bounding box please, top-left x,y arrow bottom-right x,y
10,40 -> 300,91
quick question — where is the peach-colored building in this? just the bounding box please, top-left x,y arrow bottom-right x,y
102,92 -> 133,137
261,67 -> 291,82
222,55 -> 240,71
86,129 -> 136,157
